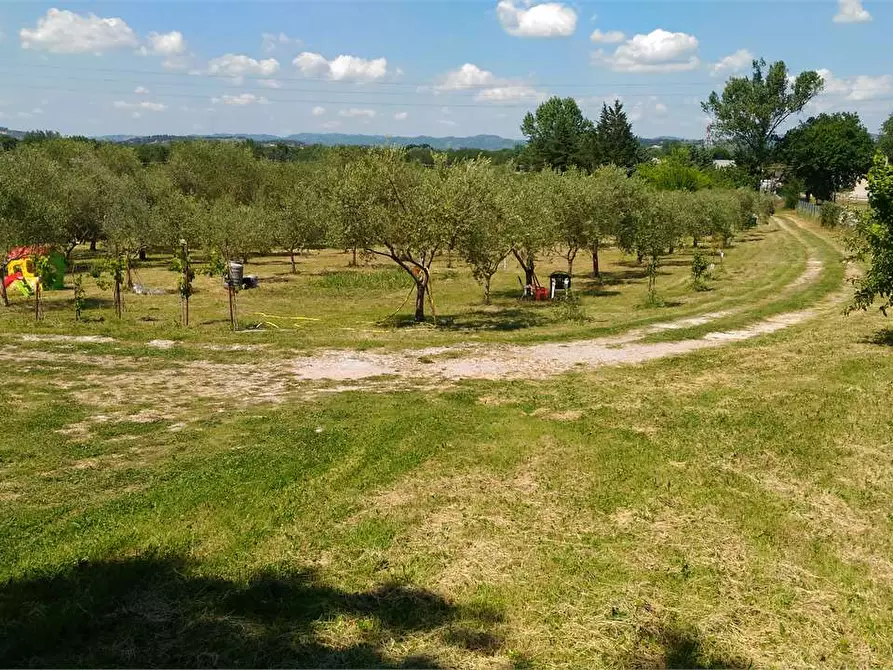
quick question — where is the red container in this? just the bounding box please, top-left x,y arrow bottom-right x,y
534,287 -> 549,301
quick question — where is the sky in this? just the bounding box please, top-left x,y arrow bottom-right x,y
0,0 -> 891,140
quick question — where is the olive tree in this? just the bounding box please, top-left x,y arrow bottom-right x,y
335,147 -> 459,323
265,161 -> 330,273
508,171 -> 556,289
456,163 -> 514,304
846,153 -> 893,315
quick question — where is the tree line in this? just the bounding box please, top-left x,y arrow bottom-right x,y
0,137 -> 768,323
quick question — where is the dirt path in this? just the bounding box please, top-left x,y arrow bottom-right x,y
2,215 -> 838,428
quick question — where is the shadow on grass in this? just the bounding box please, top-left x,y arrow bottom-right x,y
384,306 -> 551,332
863,328 -> 893,347
621,620 -> 753,669
0,555 -> 506,668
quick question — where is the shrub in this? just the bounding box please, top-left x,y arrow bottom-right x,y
690,251 -> 712,291
554,291 -> 589,323
779,178 -> 804,209
820,201 -> 843,228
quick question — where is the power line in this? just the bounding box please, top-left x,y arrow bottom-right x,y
0,80 -> 740,108
3,61 -> 727,90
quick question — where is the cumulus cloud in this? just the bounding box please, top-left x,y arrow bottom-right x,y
208,54 -> 280,78
834,0 -> 872,23
20,8 -> 138,54
434,63 -> 547,103
593,29 -> 699,73
395,111 -> 409,120
211,93 -> 270,106
113,100 -> 167,112
712,49 -> 753,75
261,32 -> 300,53
258,79 -> 281,88
815,68 -> 893,101
338,108 -> 376,118
321,120 -> 342,130
496,1 -> 577,37
312,106 -> 326,116
434,63 -> 499,91
147,30 -> 185,55
134,86 -> 149,94
590,29 -> 625,44
293,52 -> 390,81
475,85 -> 547,103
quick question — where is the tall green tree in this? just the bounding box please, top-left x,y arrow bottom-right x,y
592,100 -> 640,170
520,97 -> 592,171
847,153 -> 893,316
702,58 -> 823,175
877,111 -> 893,162
781,112 -> 874,202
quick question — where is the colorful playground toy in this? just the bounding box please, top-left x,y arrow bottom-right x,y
3,247 -> 66,296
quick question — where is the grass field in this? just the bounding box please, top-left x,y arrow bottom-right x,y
3,213 -> 893,668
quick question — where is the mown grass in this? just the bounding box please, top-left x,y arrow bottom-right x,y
0,218 -> 809,353
5,215 -> 892,667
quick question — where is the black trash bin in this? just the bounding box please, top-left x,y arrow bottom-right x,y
549,272 -> 571,300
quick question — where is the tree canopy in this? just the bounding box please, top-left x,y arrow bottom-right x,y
878,111 -> 893,162
520,97 -> 592,171
847,153 -> 893,315
781,112 -> 874,201
592,100 -> 641,171
702,58 -> 824,175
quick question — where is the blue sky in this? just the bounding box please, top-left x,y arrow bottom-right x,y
0,0 -> 890,139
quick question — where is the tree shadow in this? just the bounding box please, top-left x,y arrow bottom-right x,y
862,328 -> 893,347
0,554 -> 505,668
384,307 -> 551,332
434,307 -> 552,331
620,620 -> 753,669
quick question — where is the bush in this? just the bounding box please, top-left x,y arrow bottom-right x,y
820,201 -> 843,228
779,178 -> 804,209
690,251 -> 712,291
554,291 -> 589,323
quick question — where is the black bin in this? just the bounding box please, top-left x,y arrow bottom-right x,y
549,272 -> 571,300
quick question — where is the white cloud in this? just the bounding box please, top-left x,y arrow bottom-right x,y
147,30 -> 186,55
594,29 -> 700,73
834,0 -> 872,23
321,120 -> 342,130
211,93 -> 270,106
113,100 -> 167,112
475,85 -> 546,103
134,86 -> 149,94
434,63 -> 547,103
132,112 -> 141,119
20,8 -> 138,54
258,79 -> 281,89
496,1 -> 577,37
438,119 -> 459,127
162,56 -> 190,71
590,29 -> 625,44
711,49 -> 753,75
435,63 -> 498,91
208,53 -> 280,78
32,108 -> 44,115
395,111 -> 409,120
261,32 -> 300,53
654,102 -> 668,114
293,52 -> 390,81
815,69 -> 893,102
338,108 -> 376,118
312,106 -> 326,116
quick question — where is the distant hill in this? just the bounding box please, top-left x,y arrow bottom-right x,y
97,132 -> 524,150
283,133 -> 522,150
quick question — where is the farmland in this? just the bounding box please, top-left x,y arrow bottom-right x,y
5,207 -> 893,668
